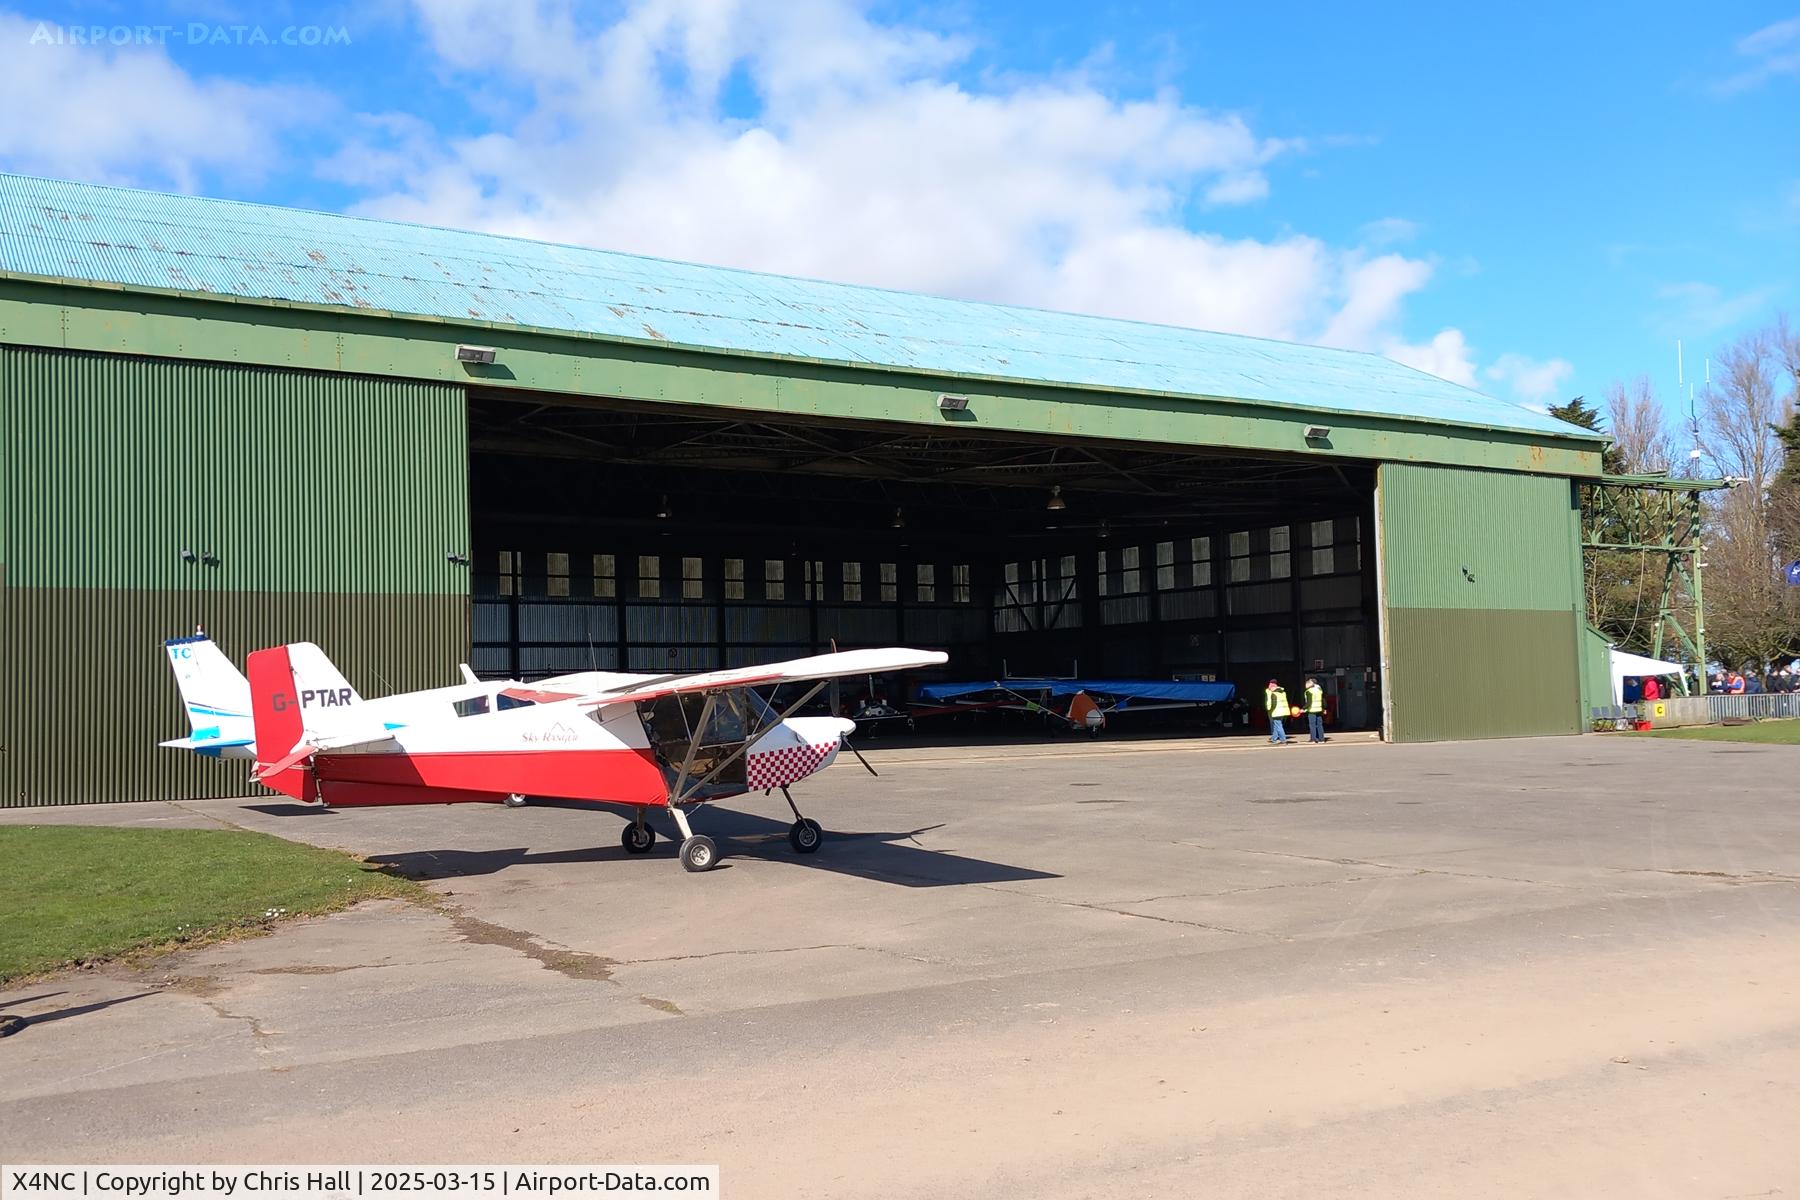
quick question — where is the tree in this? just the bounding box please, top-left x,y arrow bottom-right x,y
1768,319 -> 1800,637
1697,320 -> 1800,671
1605,377 -> 1675,475
1556,395 -> 1671,652
1549,396 -> 1625,473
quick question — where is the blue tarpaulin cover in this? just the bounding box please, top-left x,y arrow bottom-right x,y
917,679 -> 1236,704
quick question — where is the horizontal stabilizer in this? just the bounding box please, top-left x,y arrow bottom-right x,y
253,742 -> 318,780
159,735 -> 252,750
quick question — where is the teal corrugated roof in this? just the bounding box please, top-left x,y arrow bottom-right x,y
0,173 -> 1597,441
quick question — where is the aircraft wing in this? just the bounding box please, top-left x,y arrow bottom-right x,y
915,678 -> 1236,704
581,647 -> 949,709
500,685 -> 586,705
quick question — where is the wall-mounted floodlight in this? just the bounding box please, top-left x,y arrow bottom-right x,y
179,548 -> 197,563
1303,424 -> 1331,441
455,344 -> 498,365
937,393 -> 970,412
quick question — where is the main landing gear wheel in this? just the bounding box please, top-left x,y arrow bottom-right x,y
788,817 -> 823,854
680,834 -> 718,873
621,821 -> 656,854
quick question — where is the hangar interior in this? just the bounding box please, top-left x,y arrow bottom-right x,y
466,392 -> 1382,727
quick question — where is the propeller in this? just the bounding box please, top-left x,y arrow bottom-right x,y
841,734 -> 880,777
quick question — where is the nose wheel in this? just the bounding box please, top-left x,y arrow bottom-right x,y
781,788 -> 824,854
789,817 -> 823,853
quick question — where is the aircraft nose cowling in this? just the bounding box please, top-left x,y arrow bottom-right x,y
745,717 -> 852,790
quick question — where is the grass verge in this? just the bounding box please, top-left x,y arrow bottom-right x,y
1628,719 -> 1800,745
0,825 -> 421,983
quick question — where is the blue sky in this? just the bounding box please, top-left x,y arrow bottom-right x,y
2,0 -> 1795,420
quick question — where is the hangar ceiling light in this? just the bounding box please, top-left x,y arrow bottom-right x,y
1046,485 -> 1066,512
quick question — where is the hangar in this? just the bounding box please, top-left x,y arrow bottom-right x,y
0,173 -> 1604,806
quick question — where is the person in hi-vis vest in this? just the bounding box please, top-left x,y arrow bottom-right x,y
1303,677 -> 1327,743
1264,679 -> 1291,744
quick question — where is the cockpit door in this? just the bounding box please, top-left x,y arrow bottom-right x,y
639,690 -> 752,799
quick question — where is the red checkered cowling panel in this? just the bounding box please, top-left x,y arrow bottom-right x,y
747,741 -> 837,790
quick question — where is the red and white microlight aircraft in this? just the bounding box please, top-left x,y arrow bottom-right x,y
247,643 -> 949,872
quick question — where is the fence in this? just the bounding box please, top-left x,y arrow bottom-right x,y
1592,692 -> 1800,729
1696,693 -> 1800,721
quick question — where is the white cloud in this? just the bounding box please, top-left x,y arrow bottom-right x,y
1715,15 -> 1800,94
0,11 -> 322,189
325,0 -> 1443,351
1655,280 -> 1786,338
1738,15 -> 1800,57
1359,216 -> 1420,246
1319,253 -> 1434,349
0,0 -> 1546,401
1386,329 -> 1479,388
1486,353 -> 1574,404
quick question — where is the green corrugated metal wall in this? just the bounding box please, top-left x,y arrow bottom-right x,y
0,347 -> 471,806
1379,463 -> 1585,741
1580,623 -> 1613,721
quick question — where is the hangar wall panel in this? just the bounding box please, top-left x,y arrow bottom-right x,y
1379,464 -> 1584,741
0,347 -> 470,806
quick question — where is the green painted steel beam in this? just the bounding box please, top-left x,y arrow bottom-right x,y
0,278 -> 1605,478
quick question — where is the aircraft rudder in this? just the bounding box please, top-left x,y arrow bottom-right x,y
246,645 -> 312,799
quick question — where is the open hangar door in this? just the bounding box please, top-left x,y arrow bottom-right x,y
464,392 -> 1385,733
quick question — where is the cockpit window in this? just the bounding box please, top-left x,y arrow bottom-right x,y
496,693 -> 535,711
453,695 -> 491,718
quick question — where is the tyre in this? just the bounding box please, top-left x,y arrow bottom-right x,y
680,834 -> 718,872
621,822 -> 656,854
788,817 -> 823,854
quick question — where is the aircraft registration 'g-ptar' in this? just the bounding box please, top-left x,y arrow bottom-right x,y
247,642 -> 949,873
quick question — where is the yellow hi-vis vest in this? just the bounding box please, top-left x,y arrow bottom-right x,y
1266,687 -> 1290,719
1304,684 -> 1324,714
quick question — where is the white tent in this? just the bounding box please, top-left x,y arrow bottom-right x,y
1610,648 -> 1686,705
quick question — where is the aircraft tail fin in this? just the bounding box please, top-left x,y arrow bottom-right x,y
1068,690 -> 1105,732
164,634 -> 254,749
247,642 -> 371,799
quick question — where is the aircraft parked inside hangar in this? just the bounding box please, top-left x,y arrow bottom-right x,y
244,641 -> 948,872
908,676 -> 1239,734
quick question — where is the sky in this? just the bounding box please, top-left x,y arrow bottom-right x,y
2,0 -> 1796,420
